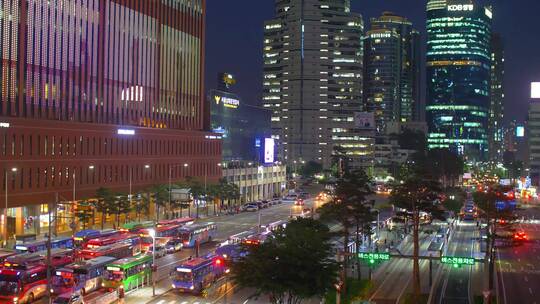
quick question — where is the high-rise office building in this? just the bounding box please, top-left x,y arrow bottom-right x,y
0,0 -> 221,236
209,74 -> 272,161
263,0 -> 374,170
363,12 -> 421,135
489,33 -> 505,162
529,83 -> 540,185
426,0 -> 492,160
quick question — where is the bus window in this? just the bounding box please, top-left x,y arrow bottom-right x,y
175,271 -> 193,282
0,276 -> 19,296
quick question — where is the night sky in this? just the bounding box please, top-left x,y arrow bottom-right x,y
205,0 -> 540,124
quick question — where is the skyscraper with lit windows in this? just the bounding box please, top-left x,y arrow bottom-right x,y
489,33 -> 505,162
0,0 -> 221,237
426,0 -> 492,159
363,12 -> 421,135
263,0 -> 374,170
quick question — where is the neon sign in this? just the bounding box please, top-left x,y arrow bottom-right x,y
447,4 -> 474,11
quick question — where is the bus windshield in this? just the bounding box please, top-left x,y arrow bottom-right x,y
175,271 -> 193,282
106,271 -> 124,281
52,275 -> 74,287
0,275 -> 19,295
179,231 -> 191,243
141,237 -> 153,244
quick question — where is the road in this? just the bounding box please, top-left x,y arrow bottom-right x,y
496,205 -> 540,304
432,220 -> 481,304
368,227 -> 438,304
123,198 -> 322,304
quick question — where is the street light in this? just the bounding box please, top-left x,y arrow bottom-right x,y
3,168 -> 17,247
148,228 -> 156,296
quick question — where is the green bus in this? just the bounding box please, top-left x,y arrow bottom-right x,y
121,220 -> 155,232
102,254 -> 152,291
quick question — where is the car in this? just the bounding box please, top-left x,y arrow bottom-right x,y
165,239 -> 183,253
147,245 -> 167,258
261,200 -> 270,208
513,231 -> 528,241
282,194 -> 298,203
242,204 -> 259,212
53,293 -> 84,304
295,199 -> 305,206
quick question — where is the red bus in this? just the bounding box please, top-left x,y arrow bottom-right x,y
0,249 -> 73,304
139,224 -> 182,251
157,217 -> 194,227
78,241 -> 139,260
83,233 -> 140,249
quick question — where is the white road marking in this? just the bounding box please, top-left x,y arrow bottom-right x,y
157,300 -> 166,304
525,276 -> 529,282
529,287 -> 533,295
243,300 -> 249,304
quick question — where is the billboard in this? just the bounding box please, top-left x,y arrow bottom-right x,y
532,82 -> 540,99
354,112 -> 375,129
516,126 -> 525,137
214,94 -> 240,109
264,138 -> 275,164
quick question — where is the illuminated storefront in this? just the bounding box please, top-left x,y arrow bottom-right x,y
426,0 -> 492,160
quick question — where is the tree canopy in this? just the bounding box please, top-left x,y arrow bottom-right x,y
232,218 -> 338,304
299,161 -> 323,178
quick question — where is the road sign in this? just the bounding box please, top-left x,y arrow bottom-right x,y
441,256 -> 475,266
358,252 -> 390,264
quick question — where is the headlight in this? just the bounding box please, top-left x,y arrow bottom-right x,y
172,284 -> 175,288
50,289 -> 54,293
190,285 -> 195,290
13,297 -> 18,303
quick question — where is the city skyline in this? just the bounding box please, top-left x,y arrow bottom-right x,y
206,0 -> 540,125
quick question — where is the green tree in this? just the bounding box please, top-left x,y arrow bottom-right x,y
317,169 -> 374,291
132,192 -> 150,222
149,184 -> 169,221
299,161 -> 323,178
389,177 -> 444,300
107,193 -> 132,228
232,218 -> 338,304
94,187 -> 115,230
75,200 -> 93,230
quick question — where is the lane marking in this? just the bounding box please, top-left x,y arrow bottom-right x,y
497,250 -> 508,304
529,287 -> 533,295
525,276 -> 529,282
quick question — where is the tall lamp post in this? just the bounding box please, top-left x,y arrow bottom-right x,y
4,167 -> 17,247
148,228 -> 156,296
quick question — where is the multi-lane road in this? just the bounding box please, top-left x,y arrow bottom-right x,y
496,205 -> 540,304
123,198 -> 322,304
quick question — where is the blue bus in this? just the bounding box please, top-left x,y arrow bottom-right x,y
178,223 -> 217,248
73,229 -> 118,248
15,237 -> 74,253
215,244 -> 247,263
52,256 -> 117,296
171,254 -> 227,293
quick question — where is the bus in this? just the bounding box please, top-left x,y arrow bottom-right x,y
51,256 -> 117,296
242,231 -> 270,246
84,233 -> 140,249
73,229 -> 118,248
264,220 -> 287,232
15,237 -> 74,253
121,221 -> 155,233
178,223 -> 217,248
227,230 -> 256,245
102,254 -> 152,292
139,224 -> 183,251
157,217 -> 194,227
79,241 -> 139,260
171,254 -> 227,294
215,244 -> 247,263
0,250 -> 73,304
